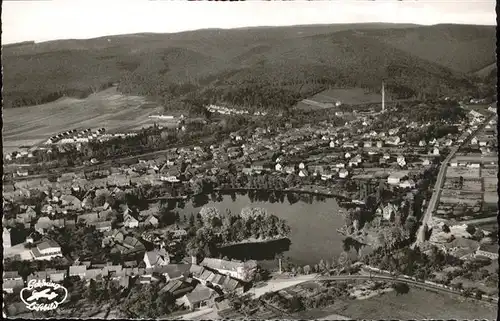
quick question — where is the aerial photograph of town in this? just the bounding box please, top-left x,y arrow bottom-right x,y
2,0 -> 498,319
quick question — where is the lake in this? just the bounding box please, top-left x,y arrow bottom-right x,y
171,191 -> 347,267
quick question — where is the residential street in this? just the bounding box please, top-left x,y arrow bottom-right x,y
416,113 -> 496,245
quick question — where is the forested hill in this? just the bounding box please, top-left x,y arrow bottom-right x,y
3,23 -> 495,111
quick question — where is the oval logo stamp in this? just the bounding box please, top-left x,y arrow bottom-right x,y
20,280 -> 68,311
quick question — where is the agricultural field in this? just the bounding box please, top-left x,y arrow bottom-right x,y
295,88 -> 382,111
337,287 -> 497,320
481,168 -> 498,178
3,87 -> 165,153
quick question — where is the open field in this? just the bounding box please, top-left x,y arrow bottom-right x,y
336,287 -> 497,319
3,87 -> 165,153
296,88 -> 382,110
472,63 -> 496,78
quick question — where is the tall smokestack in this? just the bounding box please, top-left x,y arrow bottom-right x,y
382,81 -> 385,112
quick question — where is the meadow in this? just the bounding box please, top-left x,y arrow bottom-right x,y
338,287 -> 497,319
3,87 -> 165,153
295,88 -> 383,110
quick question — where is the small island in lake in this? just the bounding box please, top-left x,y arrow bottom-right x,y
185,206 -> 291,258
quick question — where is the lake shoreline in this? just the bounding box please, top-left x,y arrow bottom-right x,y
213,187 -> 352,201
219,236 -> 289,248
175,193 -> 347,266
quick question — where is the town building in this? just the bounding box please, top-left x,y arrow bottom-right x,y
69,265 -> 87,279
144,248 -> 170,268
201,258 -> 257,283
387,171 -> 409,185
338,169 -> 349,179
176,285 -> 217,311
31,239 -> 63,260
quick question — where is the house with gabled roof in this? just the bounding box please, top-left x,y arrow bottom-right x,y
77,213 -> 99,224
176,284 -> 217,311
144,248 -> 170,268
27,270 -> 49,282
3,271 -> 22,281
159,279 -> 194,298
85,268 -> 106,281
338,168 -> 349,179
69,265 -> 87,278
124,213 -> 139,228
49,270 -> 66,282
60,195 -> 82,210
34,217 -> 64,234
122,236 -> 143,250
144,215 -> 159,227
152,264 -> 191,281
91,221 -> 112,232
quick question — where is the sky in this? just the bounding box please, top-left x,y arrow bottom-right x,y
2,0 -> 496,44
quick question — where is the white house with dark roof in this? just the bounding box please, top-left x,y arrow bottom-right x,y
201,258 -> 257,283
124,214 -> 139,228
338,169 -> 349,179
31,239 -> 63,260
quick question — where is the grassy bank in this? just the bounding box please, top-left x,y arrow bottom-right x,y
336,286 -> 497,319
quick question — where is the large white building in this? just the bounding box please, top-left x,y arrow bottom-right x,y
201,258 -> 258,283
31,239 -> 63,260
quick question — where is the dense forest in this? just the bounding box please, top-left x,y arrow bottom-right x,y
3,24 -> 495,110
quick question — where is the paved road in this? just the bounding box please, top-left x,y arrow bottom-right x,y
415,114 -> 496,245
250,274 -> 319,299
455,216 -> 498,226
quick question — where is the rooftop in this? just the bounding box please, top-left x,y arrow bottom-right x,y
185,285 -> 215,304
202,258 -> 257,272
37,239 -> 61,251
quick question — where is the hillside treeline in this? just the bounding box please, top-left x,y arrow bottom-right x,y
3,24 -> 494,110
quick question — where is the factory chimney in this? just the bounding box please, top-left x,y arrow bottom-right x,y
382,81 -> 385,112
